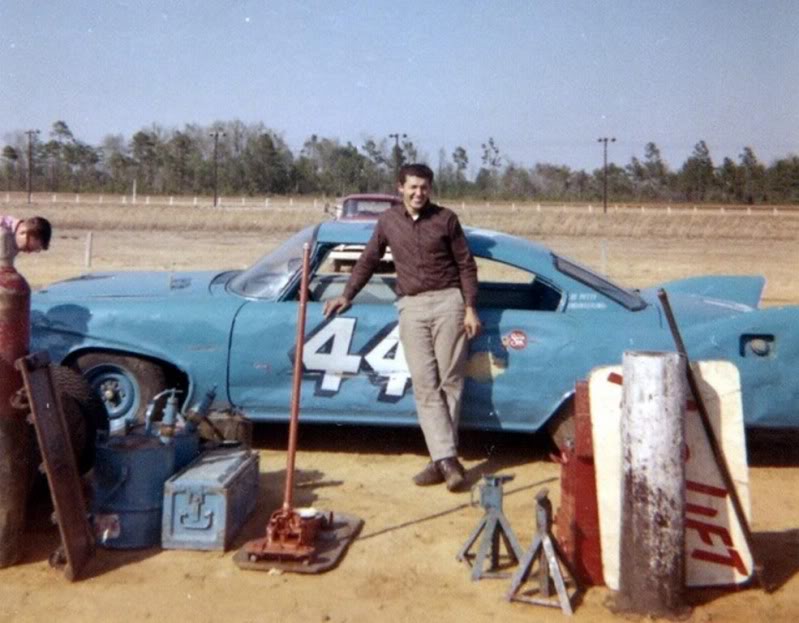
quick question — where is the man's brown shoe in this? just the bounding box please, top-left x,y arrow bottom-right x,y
437,457 -> 465,492
412,461 -> 445,486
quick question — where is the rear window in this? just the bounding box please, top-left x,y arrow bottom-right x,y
554,255 -> 646,311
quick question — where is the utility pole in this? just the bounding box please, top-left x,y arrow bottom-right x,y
389,132 -> 407,183
210,130 -> 226,207
25,129 -> 40,204
597,137 -> 615,214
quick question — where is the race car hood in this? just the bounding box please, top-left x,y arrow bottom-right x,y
33,270 -> 226,300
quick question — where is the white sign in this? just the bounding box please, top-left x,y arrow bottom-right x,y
590,361 -> 753,588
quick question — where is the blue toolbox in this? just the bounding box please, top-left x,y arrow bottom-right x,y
161,446 -> 259,551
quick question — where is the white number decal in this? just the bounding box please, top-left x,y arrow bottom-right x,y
302,317 -> 362,394
301,319 -> 411,399
362,323 -> 411,400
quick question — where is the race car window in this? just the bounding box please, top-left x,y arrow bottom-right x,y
475,257 -> 562,311
553,255 -> 646,311
228,227 -> 316,299
308,245 -> 397,305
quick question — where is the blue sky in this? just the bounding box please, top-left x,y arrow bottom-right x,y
1,0 -> 796,172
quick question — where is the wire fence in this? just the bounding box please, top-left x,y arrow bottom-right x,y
4,191 -> 798,216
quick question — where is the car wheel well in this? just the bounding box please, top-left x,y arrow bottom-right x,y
64,350 -> 190,422
64,349 -> 188,388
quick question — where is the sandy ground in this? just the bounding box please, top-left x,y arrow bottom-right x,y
1,227 -> 798,623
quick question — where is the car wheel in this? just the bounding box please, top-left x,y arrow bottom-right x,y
73,353 -> 167,431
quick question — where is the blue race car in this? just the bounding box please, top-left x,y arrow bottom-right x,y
31,221 -> 799,440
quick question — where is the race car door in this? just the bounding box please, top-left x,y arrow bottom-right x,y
228,255 -> 420,425
458,258 -> 579,432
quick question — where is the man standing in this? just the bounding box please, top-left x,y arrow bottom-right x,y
324,163 -> 481,492
0,215 -> 52,254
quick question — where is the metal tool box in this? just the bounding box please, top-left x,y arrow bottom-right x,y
161,446 -> 259,550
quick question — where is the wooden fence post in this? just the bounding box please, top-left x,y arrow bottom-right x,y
84,232 -> 93,268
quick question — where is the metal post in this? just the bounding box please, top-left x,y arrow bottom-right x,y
25,129 -> 40,204
389,132 -> 407,182
210,130 -> 225,207
84,232 -> 93,268
282,242 -> 311,511
616,351 -> 687,617
597,137 -> 615,214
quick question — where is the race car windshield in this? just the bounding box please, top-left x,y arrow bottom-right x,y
554,255 -> 646,311
228,227 -> 315,299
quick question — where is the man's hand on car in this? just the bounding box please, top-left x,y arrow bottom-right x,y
323,296 -> 352,318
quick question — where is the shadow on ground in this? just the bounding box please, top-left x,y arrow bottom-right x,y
746,431 -> 799,467
252,422 -> 555,486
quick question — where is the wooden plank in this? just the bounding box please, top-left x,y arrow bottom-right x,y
16,352 -> 95,581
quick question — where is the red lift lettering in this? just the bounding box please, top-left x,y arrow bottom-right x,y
685,480 -> 748,576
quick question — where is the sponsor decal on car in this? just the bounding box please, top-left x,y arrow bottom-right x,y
502,329 -> 528,350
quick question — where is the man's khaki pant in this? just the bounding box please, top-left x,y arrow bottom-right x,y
397,288 -> 468,462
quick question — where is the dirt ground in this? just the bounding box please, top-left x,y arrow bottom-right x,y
1,227 -> 798,623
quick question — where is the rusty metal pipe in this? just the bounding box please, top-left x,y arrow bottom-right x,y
617,351 -> 687,616
282,243 -> 311,512
657,288 -> 764,589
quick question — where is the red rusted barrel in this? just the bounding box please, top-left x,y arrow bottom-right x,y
555,380 -> 604,586
0,232 -> 32,567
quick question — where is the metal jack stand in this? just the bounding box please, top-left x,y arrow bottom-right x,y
506,488 -> 579,616
457,474 -> 524,581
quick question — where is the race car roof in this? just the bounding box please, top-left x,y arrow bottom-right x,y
315,220 -> 554,272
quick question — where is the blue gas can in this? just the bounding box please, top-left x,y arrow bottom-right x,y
93,433 -> 176,549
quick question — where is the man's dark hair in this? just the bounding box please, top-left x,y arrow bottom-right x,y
398,163 -> 434,185
26,216 -> 52,250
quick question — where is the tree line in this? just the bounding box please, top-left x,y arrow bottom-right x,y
2,120 -> 798,203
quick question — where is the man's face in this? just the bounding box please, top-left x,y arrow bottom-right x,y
15,224 -> 43,253
398,175 -> 431,215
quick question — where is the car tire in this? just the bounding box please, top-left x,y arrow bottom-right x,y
51,365 -> 108,472
73,353 -> 167,430
26,366 -> 108,486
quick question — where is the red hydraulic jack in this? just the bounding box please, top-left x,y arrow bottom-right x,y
244,242 -> 323,561
236,243 -> 361,571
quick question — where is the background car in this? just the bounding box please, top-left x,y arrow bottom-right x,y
325,193 -> 401,221
324,193 -> 399,271
31,222 -> 799,443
